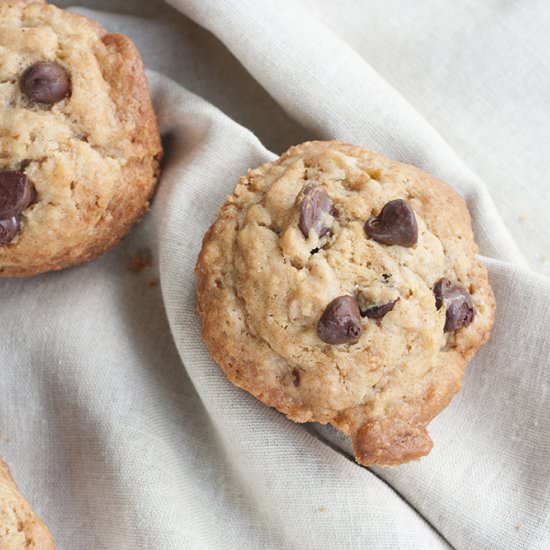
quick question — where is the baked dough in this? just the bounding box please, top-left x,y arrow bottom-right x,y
196,141 -> 495,466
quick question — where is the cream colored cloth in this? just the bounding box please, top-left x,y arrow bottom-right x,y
1,1 -> 549,548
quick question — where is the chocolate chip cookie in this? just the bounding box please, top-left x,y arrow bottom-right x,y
0,456 -> 55,548
196,141 -> 495,467
0,0 -> 162,276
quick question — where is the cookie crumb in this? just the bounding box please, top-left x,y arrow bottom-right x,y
319,506 -> 327,512
129,250 -> 152,273
148,278 -> 159,288
518,215 -> 528,222
515,522 -> 524,530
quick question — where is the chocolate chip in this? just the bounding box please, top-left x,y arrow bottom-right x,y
365,199 -> 418,247
317,295 -> 363,345
433,278 -> 475,332
291,368 -> 301,387
298,185 -> 334,238
21,62 -> 70,105
0,216 -> 20,246
362,298 -> 399,319
0,171 -> 36,219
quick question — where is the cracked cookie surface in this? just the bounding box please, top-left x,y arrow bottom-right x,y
196,141 -> 495,467
0,0 -> 161,276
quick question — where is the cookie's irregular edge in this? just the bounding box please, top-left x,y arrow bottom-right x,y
196,142 -> 495,467
0,2 -> 162,277
0,0 -> 46,7
0,458 -> 55,549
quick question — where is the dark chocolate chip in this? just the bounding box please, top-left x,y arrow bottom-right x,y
433,278 -> 475,332
362,298 -> 399,319
365,199 -> 418,247
0,171 -> 36,219
298,185 -> 334,238
317,295 -> 363,345
0,216 -> 20,246
21,62 -> 70,105
291,368 -> 301,387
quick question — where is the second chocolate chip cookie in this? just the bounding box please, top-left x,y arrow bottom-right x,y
0,0 -> 162,276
